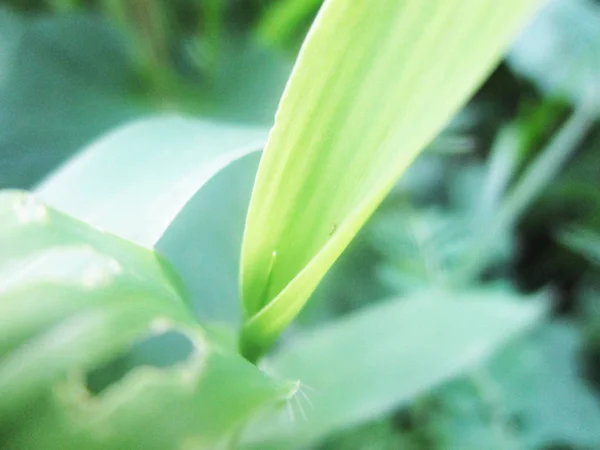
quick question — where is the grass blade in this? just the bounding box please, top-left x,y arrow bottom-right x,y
240,0 -> 543,360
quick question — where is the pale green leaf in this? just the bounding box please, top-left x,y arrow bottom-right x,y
240,0 -> 543,360
243,289 -> 547,449
205,41 -> 293,125
0,190 -> 294,449
36,115 -> 267,248
0,11 -> 138,189
508,0 -> 600,108
156,151 -> 261,324
0,8 -> 23,89
36,116 -> 266,325
424,323 -> 600,450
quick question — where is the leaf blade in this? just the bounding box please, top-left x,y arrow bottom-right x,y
0,190 -> 293,449
240,0 -> 543,358
36,115 -> 267,248
244,289 -> 547,448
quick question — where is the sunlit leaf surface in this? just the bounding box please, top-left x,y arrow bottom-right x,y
240,0 -> 543,360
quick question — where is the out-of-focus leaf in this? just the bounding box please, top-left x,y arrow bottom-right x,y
317,420 -> 404,450
497,108 -> 596,234
303,231 -> 387,323
367,208 -> 477,291
37,115 -> 267,248
37,116 -> 267,324
503,323 -> 600,448
156,151 -> 261,324
0,190 -> 294,449
560,227 -> 600,266
475,125 -> 521,224
508,0 -> 600,108
257,0 -> 322,46
0,7 -> 288,195
0,8 -> 23,89
242,289 -> 546,449
0,12 -> 139,189
239,0 -> 543,360
421,323 -> 600,450
201,41 -> 293,125
459,105 -> 596,283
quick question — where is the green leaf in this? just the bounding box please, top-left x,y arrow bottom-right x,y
0,8 -> 23,89
417,323 -> 600,450
317,420 -> 404,450
243,289 -> 546,449
36,115 -> 267,248
0,11 -> 138,189
203,40 -> 293,125
0,190 -> 294,449
559,227 -> 600,266
37,116 -> 267,324
508,0 -> 600,108
367,208 -> 479,291
239,0 -> 543,360
257,0 -> 322,47
156,151 -> 261,324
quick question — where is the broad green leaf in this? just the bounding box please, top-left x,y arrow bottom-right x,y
243,289 -> 547,449
0,190 -> 294,449
5,348 -> 295,450
37,115 -> 267,248
0,8 -> 23,89
0,11 -> 138,189
156,151 -> 261,324
37,116 -> 266,324
203,40 -> 293,125
240,0 -> 543,360
421,323 -> 600,450
0,7 -> 288,192
508,0 -> 600,109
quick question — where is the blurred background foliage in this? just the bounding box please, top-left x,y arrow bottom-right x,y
1,0 -> 600,448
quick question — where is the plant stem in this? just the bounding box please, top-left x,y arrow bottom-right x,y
202,0 -> 223,69
475,124 -> 521,227
458,105 -> 597,285
497,105 -> 596,232
101,0 -> 176,101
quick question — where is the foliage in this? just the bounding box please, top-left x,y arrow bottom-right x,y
0,191 -> 294,449
238,0 -> 541,361
1,0 -> 600,449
